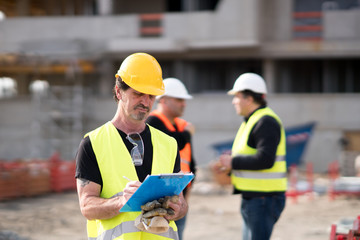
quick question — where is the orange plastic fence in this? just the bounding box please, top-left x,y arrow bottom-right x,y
0,153 -> 76,201
49,153 -> 76,193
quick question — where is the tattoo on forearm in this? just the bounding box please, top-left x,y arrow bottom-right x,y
79,178 -> 90,188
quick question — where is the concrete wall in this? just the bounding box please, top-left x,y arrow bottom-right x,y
0,0 -> 261,55
259,0 -> 293,41
0,15 -> 138,55
212,0 -> 259,40
1,94 -> 359,173
1,0 -> 359,57
324,10 -> 360,39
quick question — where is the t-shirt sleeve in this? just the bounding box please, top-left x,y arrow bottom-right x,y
75,136 -> 103,186
173,151 -> 181,173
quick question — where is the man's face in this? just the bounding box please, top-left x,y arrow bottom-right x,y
119,87 -> 156,121
232,92 -> 250,116
163,97 -> 186,118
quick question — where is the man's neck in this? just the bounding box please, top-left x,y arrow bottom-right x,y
111,110 -> 146,134
244,104 -> 263,120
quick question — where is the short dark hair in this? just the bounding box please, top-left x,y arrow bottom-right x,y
113,76 -> 130,102
242,90 -> 267,106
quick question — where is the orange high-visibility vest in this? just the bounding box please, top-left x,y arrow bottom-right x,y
150,110 -> 192,173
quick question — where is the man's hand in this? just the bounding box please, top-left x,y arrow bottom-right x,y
164,193 -> 188,221
213,154 -> 232,174
77,178 -> 141,220
123,180 -> 141,202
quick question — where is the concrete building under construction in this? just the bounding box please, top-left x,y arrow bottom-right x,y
0,0 -> 360,172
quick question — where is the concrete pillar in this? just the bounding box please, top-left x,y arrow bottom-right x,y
185,62 -> 197,93
16,0 -> 29,16
323,61 -> 337,93
97,0 -> 113,15
345,61 -> 354,92
174,60 -> 185,80
98,60 -> 114,97
173,60 -> 196,93
182,0 -> 194,11
263,59 -> 275,94
15,74 -> 31,96
279,64 -> 291,93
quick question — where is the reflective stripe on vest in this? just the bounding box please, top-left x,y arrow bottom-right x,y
86,121 -> 178,240
231,107 -> 287,192
150,110 -> 191,173
88,220 -> 179,240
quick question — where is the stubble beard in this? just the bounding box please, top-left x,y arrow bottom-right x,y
131,104 -> 150,121
131,112 -> 147,121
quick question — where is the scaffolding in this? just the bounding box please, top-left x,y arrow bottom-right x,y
31,84 -> 90,160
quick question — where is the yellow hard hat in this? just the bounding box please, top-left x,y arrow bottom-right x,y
115,53 -> 165,95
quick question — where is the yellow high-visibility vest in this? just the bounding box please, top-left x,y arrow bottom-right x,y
231,108 -> 287,192
86,121 -> 179,240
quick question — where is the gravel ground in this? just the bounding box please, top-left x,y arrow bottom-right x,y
1,171 -> 360,240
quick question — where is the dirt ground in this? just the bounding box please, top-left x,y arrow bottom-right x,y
1,170 -> 360,240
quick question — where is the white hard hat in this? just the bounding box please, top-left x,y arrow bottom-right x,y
227,73 -> 267,95
157,78 -> 193,100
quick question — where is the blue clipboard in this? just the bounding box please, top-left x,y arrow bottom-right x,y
120,173 -> 194,212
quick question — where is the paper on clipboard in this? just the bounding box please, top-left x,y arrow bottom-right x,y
120,173 -> 194,212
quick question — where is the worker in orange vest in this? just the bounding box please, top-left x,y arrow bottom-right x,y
146,77 -> 196,240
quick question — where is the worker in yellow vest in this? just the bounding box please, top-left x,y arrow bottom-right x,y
146,78 -> 196,240
75,53 -> 188,240
214,73 -> 287,240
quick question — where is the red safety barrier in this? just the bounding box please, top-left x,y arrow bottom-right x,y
24,160 -> 51,197
0,154 -> 76,201
328,161 -> 340,201
330,216 -> 360,240
0,162 -> 27,201
328,161 -> 360,201
286,162 -> 314,203
49,153 -> 76,193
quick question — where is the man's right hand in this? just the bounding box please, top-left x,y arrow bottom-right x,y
123,180 -> 141,202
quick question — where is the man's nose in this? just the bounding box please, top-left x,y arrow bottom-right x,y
232,97 -> 237,105
140,94 -> 153,105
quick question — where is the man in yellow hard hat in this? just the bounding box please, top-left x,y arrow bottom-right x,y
75,53 -> 187,240
213,73 -> 287,240
146,78 -> 196,240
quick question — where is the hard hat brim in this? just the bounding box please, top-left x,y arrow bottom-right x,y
115,73 -> 165,96
227,89 -> 239,95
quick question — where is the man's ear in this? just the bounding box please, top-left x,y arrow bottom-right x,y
158,96 -> 166,104
116,86 -> 122,101
246,94 -> 254,103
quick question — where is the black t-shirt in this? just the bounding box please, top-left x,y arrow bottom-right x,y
146,115 -> 197,197
146,116 -> 191,150
75,125 -> 181,186
146,115 -> 196,175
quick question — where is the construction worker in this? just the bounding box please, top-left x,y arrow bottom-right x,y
75,53 -> 188,240
213,73 -> 287,240
146,78 -> 196,240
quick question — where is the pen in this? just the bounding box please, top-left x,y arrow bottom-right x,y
123,176 -> 133,182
